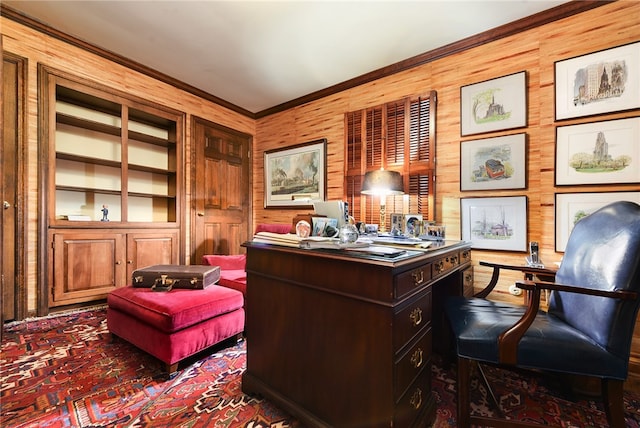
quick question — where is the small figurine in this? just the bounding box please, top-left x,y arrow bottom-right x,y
101,204 -> 109,222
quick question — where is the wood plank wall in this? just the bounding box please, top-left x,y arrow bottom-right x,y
255,2 -> 640,389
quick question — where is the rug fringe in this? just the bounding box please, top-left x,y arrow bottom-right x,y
3,304 -> 107,328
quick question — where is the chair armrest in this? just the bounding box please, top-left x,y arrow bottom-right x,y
474,261 -> 557,298
516,280 -> 637,300
497,279 -> 638,364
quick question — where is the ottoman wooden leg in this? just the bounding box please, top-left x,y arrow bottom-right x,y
167,362 -> 179,379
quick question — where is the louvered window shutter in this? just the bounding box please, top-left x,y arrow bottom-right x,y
344,91 -> 436,226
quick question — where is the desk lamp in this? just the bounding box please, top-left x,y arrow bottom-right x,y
361,169 -> 404,233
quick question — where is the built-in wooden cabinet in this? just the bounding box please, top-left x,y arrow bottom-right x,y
48,230 -> 179,306
41,67 -> 184,307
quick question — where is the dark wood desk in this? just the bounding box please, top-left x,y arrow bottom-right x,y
241,240 -> 472,428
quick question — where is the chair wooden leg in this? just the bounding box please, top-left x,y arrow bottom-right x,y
457,356 -> 471,428
602,378 -> 625,428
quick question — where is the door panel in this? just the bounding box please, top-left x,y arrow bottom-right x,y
2,53 -> 25,322
192,118 -> 251,261
126,232 -> 179,279
51,233 -> 125,306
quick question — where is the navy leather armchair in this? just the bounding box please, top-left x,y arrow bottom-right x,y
445,201 -> 640,427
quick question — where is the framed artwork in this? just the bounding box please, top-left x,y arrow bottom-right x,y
460,133 -> 526,191
555,41 -> 640,120
460,71 -> 527,136
555,191 -> 640,252
555,117 -> 640,186
460,196 -> 527,251
264,138 -> 326,208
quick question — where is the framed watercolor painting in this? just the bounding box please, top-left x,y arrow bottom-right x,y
555,117 -> 640,186
460,71 -> 527,136
460,133 -> 526,191
264,138 -> 326,208
460,195 -> 527,251
555,41 -> 640,120
555,191 -> 640,252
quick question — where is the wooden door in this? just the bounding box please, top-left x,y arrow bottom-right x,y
192,117 -> 251,261
2,53 -> 25,322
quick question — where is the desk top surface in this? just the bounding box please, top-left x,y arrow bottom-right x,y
244,239 -> 471,267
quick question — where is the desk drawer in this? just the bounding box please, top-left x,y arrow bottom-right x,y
395,328 -> 431,402
432,253 -> 460,279
393,290 -> 431,353
395,263 -> 431,299
393,367 -> 432,427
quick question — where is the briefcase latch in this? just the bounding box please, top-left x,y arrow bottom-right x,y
152,274 -> 175,292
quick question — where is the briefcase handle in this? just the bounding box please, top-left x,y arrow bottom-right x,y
151,275 -> 175,292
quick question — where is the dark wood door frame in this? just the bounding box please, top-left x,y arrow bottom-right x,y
2,50 -> 29,321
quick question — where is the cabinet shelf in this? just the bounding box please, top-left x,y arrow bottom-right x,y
56,185 -> 121,196
56,152 -> 121,169
128,163 -> 177,175
56,185 -> 175,199
56,112 -> 121,137
129,129 -> 175,147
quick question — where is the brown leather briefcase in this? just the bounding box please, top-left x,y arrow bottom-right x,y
132,264 -> 220,291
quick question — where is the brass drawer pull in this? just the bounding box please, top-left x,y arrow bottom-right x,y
410,388 -> 423,410
434,260 -> 444,274
410,348 -> 423,368
409,307 -> 422,326
411,269 -> 425,286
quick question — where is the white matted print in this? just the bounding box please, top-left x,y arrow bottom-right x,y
460,133 -> 526,191
555,192 -> 640,252
555,41 -> 640,120
461,196 -> 527,251
460,71 -> 527,136
555,117 -> 640,186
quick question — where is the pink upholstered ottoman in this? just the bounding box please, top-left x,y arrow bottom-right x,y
107,285 -> 244,376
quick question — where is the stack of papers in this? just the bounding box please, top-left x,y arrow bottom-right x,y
252,232 -> 303,248
252,232 -> 370,250
371,236 -> 432,249
251,232 -> 415,258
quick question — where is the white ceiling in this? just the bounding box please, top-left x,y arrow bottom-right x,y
4,0 -> 569,114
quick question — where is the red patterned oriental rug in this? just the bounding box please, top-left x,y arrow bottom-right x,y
1,308 -> 639,427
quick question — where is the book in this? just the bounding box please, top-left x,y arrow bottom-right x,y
66,215 -> 92,221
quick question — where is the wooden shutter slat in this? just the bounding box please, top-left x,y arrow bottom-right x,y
366,108 -> 382,168
410,97 -> 430,163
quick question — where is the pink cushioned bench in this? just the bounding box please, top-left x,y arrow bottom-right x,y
107,285 -> 244,376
